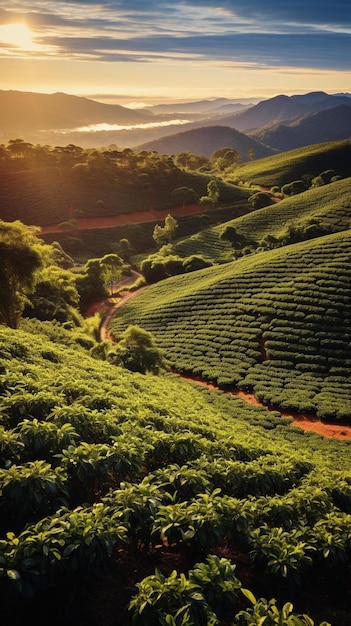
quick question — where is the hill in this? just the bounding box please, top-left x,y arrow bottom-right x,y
136,125 -> 275,160
222,176 -> 351,245
0,90 -> 152,135
0,143 -> 249,227
233,139 -> 351,187
146,97 -> 259,115
250,105 -> 351,152
1,320 -> 351,624
109,229 -> 351,421
171,177 -> 351,264
216,91 -> 351,132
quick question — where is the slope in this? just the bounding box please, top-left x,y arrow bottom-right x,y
170,176 -> 351,264
250,105 -> 351,152
0,145 -> 249,227
1,324 -> 351,625
215,92 -> 351,132
0,90 -> 152,133
136,125 -> 274,160
233,139 -> 351,187
109,229 -> 351,421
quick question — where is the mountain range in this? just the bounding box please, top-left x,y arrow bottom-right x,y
0,89 -> 350,157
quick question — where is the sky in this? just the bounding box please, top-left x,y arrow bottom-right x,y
0,1 -> 350,105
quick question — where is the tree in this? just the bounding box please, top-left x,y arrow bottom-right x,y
110,325 -> 164,374
199,179 -> 220,208
171,187 -> 198,209
75,258 -> 107,311
99,253 -> 124,295
211,148 -> 241,171
25,265 -> 81,324
281,180 -> 308,196
0,220 -> 46,328
220,226 -> 245,248
153,214 -> 178,248
116,238 -> 133,262
248,192 -> 274,209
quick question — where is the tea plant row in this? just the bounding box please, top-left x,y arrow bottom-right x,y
110,229 -> 351,420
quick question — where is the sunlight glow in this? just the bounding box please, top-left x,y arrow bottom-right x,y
0,23 -> 39,51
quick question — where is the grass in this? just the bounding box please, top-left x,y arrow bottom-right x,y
109,228 -> 351,421
232,139 -> 351,187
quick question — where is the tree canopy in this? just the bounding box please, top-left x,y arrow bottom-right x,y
0,221 -> 47,328
109,325 -> 164,374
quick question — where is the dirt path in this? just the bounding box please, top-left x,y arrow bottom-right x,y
86,280 -> 351,441
180,377 -> 351,440
41,203 -> 207,235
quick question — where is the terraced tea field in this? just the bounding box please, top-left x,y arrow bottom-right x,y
109,229 -> 351,421
233,139 -> 351,187
172,177 -> 351,264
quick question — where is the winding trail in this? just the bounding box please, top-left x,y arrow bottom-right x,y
86,277 -> 351,441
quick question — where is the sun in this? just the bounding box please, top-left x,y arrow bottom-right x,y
0,23 -> 38,51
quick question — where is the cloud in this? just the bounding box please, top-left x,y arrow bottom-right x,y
1,1 -> 350,71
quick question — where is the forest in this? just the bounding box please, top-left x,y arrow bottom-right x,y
0,136 -> 351,625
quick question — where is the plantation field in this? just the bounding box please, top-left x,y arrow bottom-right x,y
1,324 -> 351,625
226,176 -> 351,244
233,140 -> 351,187
109,229 -> 351,421
170,177 -> 351,265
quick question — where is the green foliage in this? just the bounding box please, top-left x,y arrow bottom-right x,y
153,214 -> 179,248
0,275 -> 350,624
0,220 -> 48,328
109,228 -> 351,421
236,593 -> 330,626
233,139 -> 351,187
108,324 -> 164,374
24,264 -> 81,324
129,555 -> 243,626
249,192 -> 274,209
200,180 -> 220,208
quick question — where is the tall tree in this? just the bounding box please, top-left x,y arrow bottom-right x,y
0,220 -> 46,328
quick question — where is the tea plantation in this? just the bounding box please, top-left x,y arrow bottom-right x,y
233,140 -> 351,187
0,324 -> 351,625
110,229 -> 351,421
172,177 -> 351,263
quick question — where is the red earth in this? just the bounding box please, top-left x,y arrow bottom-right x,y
86,286 -> 351,442
40,203 -> 208,235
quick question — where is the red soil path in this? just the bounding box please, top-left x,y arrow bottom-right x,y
181,377 -> 351,441
41,203 -> 207,235
86,279 -> 351,442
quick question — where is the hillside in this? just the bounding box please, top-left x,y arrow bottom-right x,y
1,322 -> 351,624
2,129 -> 351,625
250,105 -> 351,152
136,125 -> 275,160
233,139 -> 351,187
216,92 -> 351,132
0,143 -> 249,227
171,177 -> 351,264
146,97 -> 258,115
109,229 -> 351,421
0,90 -> 152,134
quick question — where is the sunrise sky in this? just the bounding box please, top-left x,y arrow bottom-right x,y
0,1 -> 350,105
